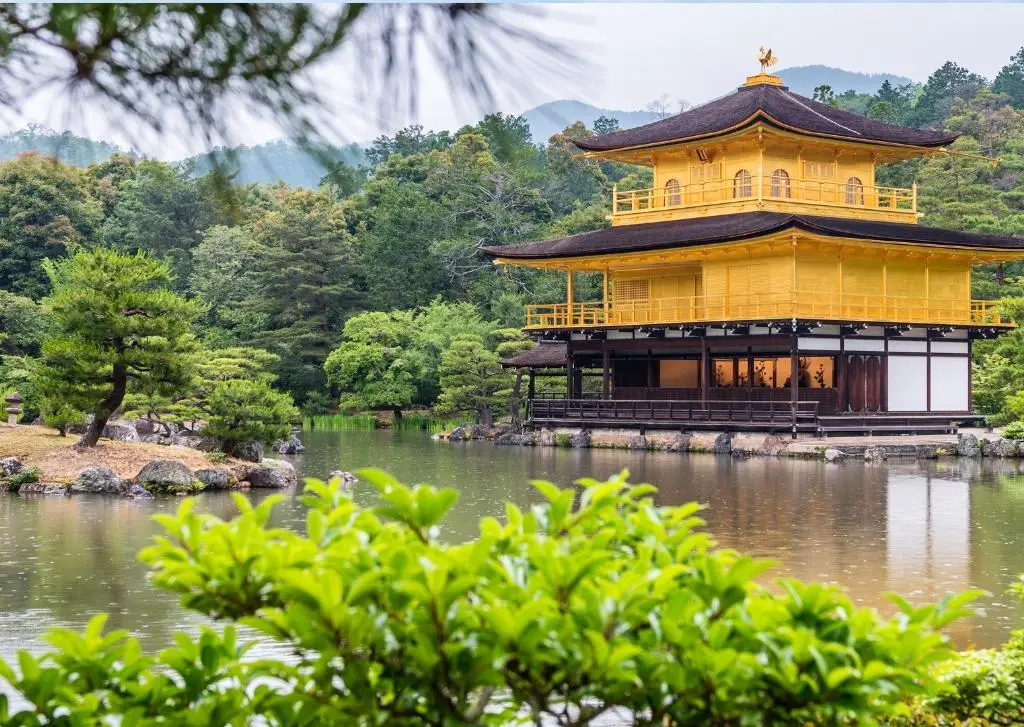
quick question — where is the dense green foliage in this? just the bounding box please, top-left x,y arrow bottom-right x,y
36,248 -> 201,447
0,471 -> 981,725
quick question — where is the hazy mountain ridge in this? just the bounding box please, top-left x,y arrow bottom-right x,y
521,100 -> 662,145
777,65 -> 914,96
189,140 -> 365,188
0,66 -> 916,186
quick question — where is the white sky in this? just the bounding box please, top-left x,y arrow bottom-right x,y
9,3 -> 1024,159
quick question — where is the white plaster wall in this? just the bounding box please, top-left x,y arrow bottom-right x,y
846,338 -> 885,352
931,341 -> 969,354
798,337 -> 840,350
887,355 -> 928,411
888,340 -> 927,353
930,356 -> 969,411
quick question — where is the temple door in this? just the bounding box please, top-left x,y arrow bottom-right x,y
845,355 -> 882,413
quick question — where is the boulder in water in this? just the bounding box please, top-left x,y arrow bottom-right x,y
228,440 -> 264,463
273,434 -> 305,454
193,468 -> 232,490
136,460 -> 195,494
246,458 -> 297,488
70,466 -> 124,494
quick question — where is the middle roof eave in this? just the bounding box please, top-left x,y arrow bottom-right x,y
483,212 -> 1024,261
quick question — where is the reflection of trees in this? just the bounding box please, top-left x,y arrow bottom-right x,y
966,462 -> 1024,642
0,491 -> 308,657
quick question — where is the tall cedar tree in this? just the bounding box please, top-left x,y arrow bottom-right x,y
250,189 -> 363,402
38,248 -> 201,447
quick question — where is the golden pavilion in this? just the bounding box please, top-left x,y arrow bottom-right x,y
486,61 -> 1024,436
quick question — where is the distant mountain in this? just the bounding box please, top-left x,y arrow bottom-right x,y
188,139 -> 365,188
0,126 -> 130,166
777,65 -> 915,97
521,100 -> 661,145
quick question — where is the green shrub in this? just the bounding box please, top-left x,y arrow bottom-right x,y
205,451 -> 230,465
203,379 -> 296,449
1002,420 -> 1024,440
0,471 -> 979,725
554,432 -> 572,447
897,631 -> 1024,725
7,466 -> 40,487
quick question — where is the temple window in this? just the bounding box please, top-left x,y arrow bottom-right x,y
665,178 -> 681,206
845,176 -> 865,205
803,161 -> 836,179
733,169 -> 753,198
770,169 -> 791,198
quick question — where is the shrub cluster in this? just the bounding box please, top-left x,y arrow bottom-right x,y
0,472 -> 981,725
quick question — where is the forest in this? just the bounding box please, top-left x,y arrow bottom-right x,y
3,49 -> 1024,425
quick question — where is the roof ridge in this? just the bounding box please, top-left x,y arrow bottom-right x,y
776,89 -> 861,136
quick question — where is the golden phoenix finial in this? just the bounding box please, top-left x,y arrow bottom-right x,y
758,46 -> 778,74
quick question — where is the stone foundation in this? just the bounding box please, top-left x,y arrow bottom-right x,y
450,425 -> 1020,462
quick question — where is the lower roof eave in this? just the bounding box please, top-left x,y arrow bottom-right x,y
526,318 -> 1012,339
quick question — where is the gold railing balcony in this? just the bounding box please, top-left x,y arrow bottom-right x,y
611,177 -> 917,222
525,294 -> 1006,329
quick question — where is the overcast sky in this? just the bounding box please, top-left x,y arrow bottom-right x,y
10,2 -> 1024,160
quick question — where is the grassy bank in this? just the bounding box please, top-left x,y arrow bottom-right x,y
0,423 -> 237,482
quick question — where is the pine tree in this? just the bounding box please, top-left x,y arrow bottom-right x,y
994,47 -> 1024,110
203,379 -> 296,450
36,248 -> 202,447
435,334 -> 510,426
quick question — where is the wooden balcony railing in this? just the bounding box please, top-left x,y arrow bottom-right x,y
529,397 -> 820,432
611,177 -> 916,218
525,293 -> 1006,329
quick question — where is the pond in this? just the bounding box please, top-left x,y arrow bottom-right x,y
3,428 -> 1024,672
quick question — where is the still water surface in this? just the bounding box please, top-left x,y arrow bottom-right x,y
3,429 -> 1024,668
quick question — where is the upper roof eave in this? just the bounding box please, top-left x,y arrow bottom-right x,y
573,112 -> 959,155
572,83 -> 959,153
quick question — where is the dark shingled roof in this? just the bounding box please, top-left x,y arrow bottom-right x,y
575,83 -> 958,152
502,343 -> 567,368
484,212 -> 1024,260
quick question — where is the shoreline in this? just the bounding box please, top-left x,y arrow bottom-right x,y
441,424 -> 1012,461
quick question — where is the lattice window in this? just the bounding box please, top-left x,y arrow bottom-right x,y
690,163 -> 722,182
770,169 -> 791,198
803,161 -> 836,179
664,178 -> 681,206
613,278 -> 650,304
845,176 -> 865,205
733,169 -> 753,198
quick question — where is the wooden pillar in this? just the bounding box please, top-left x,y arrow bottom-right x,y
528,369 -> 536,401
566,268 -> 574,326
701,337 -> 710,406
603,268 -> 610,324
602,345 -> 611,399
747,346 -> 754,394
790,332 -> 799,438
647,351 -> 656,396
566,354 -> 574,399
968,338 -> 973,411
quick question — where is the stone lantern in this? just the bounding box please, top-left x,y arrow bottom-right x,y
5,392 -> 22,425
